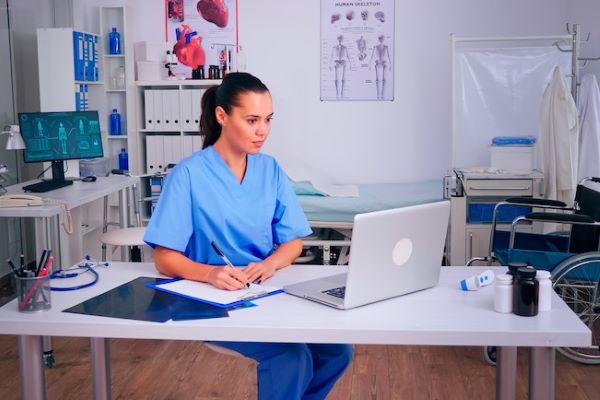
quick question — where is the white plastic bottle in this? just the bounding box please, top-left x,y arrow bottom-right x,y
536,270 -> 552,311
494,274 -> 513,313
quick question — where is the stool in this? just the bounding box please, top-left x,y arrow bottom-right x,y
100,227 -> 146,262
101,179 -> 146,261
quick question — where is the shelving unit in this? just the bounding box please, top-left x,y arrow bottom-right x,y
99,6 -> 130,169
133,79 -> 221,220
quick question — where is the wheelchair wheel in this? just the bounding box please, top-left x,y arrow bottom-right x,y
551,252 -> 600,365
483,346 -> 497,365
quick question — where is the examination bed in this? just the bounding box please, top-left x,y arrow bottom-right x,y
294,180 -> 443,264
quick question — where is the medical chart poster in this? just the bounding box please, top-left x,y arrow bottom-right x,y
320,1 -> 395,101
165,0 -> 238,79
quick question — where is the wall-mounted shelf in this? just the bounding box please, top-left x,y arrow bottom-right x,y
135,79 -> 221,87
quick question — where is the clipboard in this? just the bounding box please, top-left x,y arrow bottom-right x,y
147,278 -> 283,308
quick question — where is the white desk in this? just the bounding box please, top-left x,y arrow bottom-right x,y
0,175 -> 137,266
0,264 -> 590,400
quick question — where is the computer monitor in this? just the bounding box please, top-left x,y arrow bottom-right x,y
18,111 -> 103,191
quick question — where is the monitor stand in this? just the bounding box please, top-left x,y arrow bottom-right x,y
22,161 -> 74,193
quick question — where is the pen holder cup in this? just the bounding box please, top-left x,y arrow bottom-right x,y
16,274 -> 51,313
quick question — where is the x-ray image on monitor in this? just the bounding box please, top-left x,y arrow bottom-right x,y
19,110 -> 103,163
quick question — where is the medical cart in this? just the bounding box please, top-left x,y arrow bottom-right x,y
444,169 -> 544,265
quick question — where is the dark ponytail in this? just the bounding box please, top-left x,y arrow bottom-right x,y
200,86 -> 220,148
199,72 -> 269,149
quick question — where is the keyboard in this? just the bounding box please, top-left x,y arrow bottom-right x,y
23,180 -> 73,193
322,286 -> 346,299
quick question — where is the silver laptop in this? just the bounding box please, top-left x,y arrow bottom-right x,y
284,201 -> 450,309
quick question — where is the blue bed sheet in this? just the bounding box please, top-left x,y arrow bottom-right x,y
296,180 -> 443,224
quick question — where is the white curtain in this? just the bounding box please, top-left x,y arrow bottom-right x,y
454,46 -> 571,169
577,74 -> 600,180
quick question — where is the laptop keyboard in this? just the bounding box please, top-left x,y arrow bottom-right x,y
322,286 -> 346,299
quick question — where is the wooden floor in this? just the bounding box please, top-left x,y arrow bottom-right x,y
0,336 -> 598,399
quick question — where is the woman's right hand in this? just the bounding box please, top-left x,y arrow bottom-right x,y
207,265 -> 248,290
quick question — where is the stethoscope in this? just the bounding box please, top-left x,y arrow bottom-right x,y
50,255 -> 109,291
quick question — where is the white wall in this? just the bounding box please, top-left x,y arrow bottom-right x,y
121,0 -> 571,183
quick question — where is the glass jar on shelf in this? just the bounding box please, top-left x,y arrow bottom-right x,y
111,66 -> 126,90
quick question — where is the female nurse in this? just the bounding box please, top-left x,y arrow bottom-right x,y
143,72 -> 352,400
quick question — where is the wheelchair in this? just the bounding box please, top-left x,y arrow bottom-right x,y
469,177 -> 600,365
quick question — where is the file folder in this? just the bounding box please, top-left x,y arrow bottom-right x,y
73,31 -> 85,81
182,135 -> 194,159
146,135 -> 164,174
153,90 -> 164,130
191,89 -> 203,128
169,90 -> 181,130
181,89 -> 194,131
144,90 -> 155,130
163,135 -> 182,167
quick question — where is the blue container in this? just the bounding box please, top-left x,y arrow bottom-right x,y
467,203 -> 531,223
109,109 -> 121,135
118,148 -> 129,171
108,27 -> 121,55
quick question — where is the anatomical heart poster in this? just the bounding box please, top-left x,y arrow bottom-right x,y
166,0 -> 238,79
320,0 -> 395,101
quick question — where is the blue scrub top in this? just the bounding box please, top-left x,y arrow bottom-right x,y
144,146 -> 312,266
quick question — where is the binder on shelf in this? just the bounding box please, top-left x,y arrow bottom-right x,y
192,135 -> 203,152
163,135 -> 182,168
73,31 -> 85,81
191,89 -> 203,128
181,89 -> 194,131
182,135 -> 203,159
145,135 -> 164,174
147,278 -> 283,308
84,33 -> 94,81
144,90 -> 155,130
168,90 -> 181,130
182,136 -> 194,158
153,90 -> 164,130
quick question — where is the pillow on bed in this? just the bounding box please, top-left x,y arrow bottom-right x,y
290,180 -> 327,196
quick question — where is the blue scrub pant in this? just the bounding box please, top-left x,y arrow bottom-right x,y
213,341 -> 353,400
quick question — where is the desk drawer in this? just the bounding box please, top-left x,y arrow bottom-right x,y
465,179 -> 534,197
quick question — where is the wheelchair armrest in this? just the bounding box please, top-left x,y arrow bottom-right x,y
523,212 -> 596,224
508,213 -> 599,249
504,197 -> 568,208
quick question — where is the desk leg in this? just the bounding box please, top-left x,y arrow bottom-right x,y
529,347 -> 555,400
118,188 -> 127,261
496,346 -> 517,400
91,337 -> 111,400
18,335 -> 46,400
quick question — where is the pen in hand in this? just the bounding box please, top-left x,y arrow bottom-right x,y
210,241 -> 249,288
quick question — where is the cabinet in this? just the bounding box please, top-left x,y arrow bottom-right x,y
37,28 -> 103,178
445,170 -> 544,265
133,80 -> 220,220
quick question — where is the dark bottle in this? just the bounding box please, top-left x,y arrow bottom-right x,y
513,267 -> 539,316
507,261 -> 528,277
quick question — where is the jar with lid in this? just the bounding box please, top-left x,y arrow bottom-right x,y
513,267 -> 539,316
494,274 -> 513,313
535,270 -> 552,311
507,261 -> 528,277
111,66 -> 125,90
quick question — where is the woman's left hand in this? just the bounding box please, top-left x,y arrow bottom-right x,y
244,261 -> 276,284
